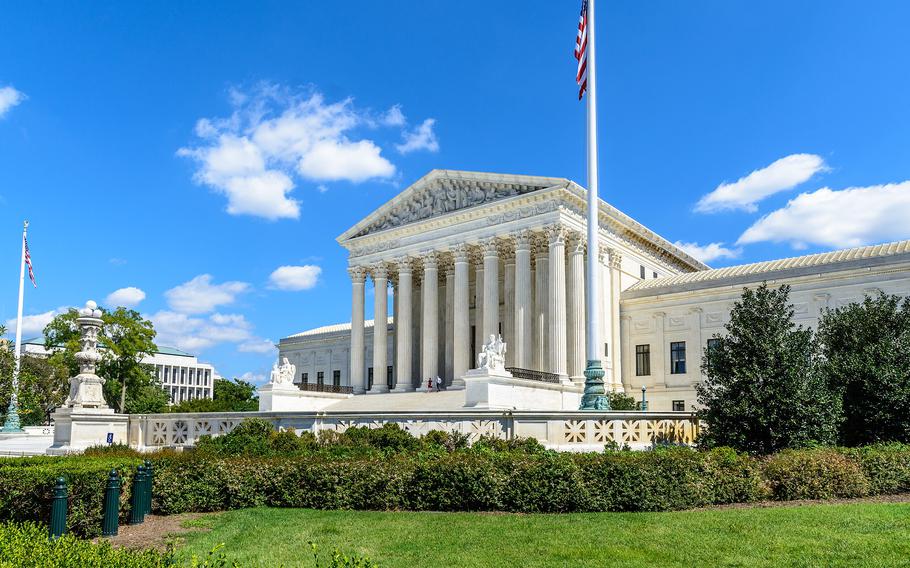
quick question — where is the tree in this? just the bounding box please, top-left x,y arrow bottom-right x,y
817,292 -> 910,446
43,306 -> 167,413
168,377 -> 259,413
696,283 -> 841,454
0,328 -> 70,426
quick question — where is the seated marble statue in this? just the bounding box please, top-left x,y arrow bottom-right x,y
269,357 -> 297,387
477,334 -> 507,371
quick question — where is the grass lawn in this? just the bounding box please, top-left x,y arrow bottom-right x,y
174,503 -> 910,567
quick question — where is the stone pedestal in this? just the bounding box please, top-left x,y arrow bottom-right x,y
257,384 -> 351,412
47,407 -> 128,455
462,368 -> 583,411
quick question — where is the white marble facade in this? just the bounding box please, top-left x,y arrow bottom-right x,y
278,170 -> 910,411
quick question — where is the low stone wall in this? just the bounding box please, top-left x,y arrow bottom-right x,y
128,410 -> 698,451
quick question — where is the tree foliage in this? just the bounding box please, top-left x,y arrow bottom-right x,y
0,328 -> 69,426
167,377 -> 259,413
696,283 -> 841,454
43,307 -> 166,413
817,293 -> 910,446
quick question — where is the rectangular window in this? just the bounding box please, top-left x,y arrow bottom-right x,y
640,265 -> 646,279
706,338 -> 721,352
301,372 -> 308,384
671,341 -> 687,374
603,342 -> 609,358
672,400 -> 685,412
367,367 -> 374,390
317,371 -> 325,386
387,365 -> 394,389
653,271 -> 658,278
635,344 -> 651,376
333,370 -> 341,387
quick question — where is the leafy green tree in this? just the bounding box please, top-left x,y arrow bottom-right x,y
696,283 -> 841,454
43,306 -> 166,413
607,391 -> 637,411
817,292 -> 910,446
0,329 -> 70,426
168,377 -> 259,413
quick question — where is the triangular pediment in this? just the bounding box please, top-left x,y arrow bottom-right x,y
338,170 -> 568,241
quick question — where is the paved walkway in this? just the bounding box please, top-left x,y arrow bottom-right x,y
0,434 -> 52,456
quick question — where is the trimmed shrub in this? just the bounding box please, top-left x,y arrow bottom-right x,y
842,444 -> 910,495
0,456 -> 141,537
763,448 -> 869,500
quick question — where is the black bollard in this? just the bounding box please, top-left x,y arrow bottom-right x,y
143,459 -> 154,516
128,465 -> 146,525
102,469 -> 120,537
49,477 -> 67,538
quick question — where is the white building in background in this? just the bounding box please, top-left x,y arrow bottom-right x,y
20,338 -> 218,404
275,170 -> 910,412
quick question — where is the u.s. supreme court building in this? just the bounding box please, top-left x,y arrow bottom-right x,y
272,169 -> 910,413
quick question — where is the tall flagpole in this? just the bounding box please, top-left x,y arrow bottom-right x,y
580,0 -> 608,410
2,221 -> 28,432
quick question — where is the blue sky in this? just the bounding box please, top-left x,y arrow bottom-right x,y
2,1 -> 910,382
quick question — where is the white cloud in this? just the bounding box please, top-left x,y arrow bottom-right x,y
673,241 -> 741,264
396,118 -> 439,154
0,86 -> 25,118
738,181 -> 910,249
238,339 -> 277,354
268,265 -> 321,291
105,287 -> 146,308
5,309 -> 59,337
179,85 -> 422,220
238,371 -> 267,385
150,310 -> 262,353
164,274 -> 250,314
695,154 -> 827,213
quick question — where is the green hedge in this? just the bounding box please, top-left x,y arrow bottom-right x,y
0,456 -> 141,537
2,444 -> 908,533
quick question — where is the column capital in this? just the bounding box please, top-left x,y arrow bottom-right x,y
566,232 -> 586,254
423,251 -> 439,270
608,247 -> 622,270
545,224 -> 567,246
515,229 -> 533,251
348,266 -> 367,283
689,307 -> 703,314
371,264 -> 389,281
481,237 -> 499,257
394,256 -> 413,274
450,243 -> 471,263
653,311 -> 666,319
499,237 -> 516,263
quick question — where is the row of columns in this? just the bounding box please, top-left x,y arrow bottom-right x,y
348,225 -> 623,394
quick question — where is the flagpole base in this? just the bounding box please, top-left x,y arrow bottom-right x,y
579,359 -> 610,410
1,399 -> 23,433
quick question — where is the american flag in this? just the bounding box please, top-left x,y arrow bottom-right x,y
24,236 -> 36,287
574,0 -> 589,100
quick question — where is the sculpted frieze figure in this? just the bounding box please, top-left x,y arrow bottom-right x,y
269,357 -> 297,389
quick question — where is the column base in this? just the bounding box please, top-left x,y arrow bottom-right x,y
391,385 -> 414,393
367,386 -> 390,394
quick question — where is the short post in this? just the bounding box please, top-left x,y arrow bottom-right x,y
102,469 -> 120,537
640,386 -> 648,412
143,459 -> 154,516
128,465 -> 145,525
49,477 -> 67,538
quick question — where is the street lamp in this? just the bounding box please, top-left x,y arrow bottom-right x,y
640,386 -> 648,412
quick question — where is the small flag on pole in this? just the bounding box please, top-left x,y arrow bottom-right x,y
24,236 -> 36,288
574,0 -> 589,100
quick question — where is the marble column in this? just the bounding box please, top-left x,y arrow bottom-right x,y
421,253 -> 439,389
502,245 -> 516,368
451,245 -> 470,387
534,240 -> 549,371
482,238 -> 499,341
369,265 -> 389,393
513,231 -> 533,369
608,249 -> 623,390
620,315 -> 632,391
653,311 -> 666,388
445,268 -> 455,384
547,225 -> 568,380
566,232 -> 586,382
392,259 -> 413,392
473,254 -> 484,363
689,307 -> 703,381
348,267 -> 366,394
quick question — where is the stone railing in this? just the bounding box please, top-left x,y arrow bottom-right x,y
128,410 -> 698,451
299,383 -> 354,394
505,367 -> 561,384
